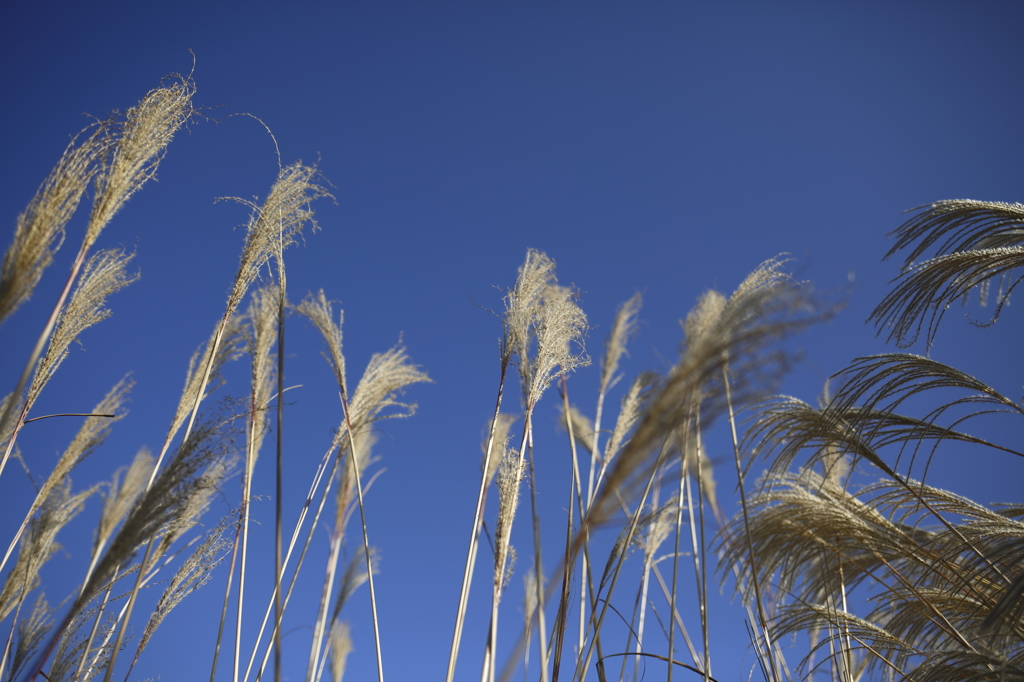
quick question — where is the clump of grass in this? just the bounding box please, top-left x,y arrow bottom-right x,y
2,74 -> 1021,682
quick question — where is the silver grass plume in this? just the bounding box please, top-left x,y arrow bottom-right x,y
94,448 -> 155,567
718,468 -> 1024,680
592,257 -> 816,523
9,592 -> 52,681
232,285 -> 278,682
599,292 -> 642,396
680,431 -> 717,511
522,568 -> 544,632
48,603 -> 115,682
153,455 -> 233,561
527,283 -> 589,406
494,443 -> 524,593
506,249 -> 555,382
346,340 -> 431,435
0,125 -> 111,324
1,378 -> 131,577
603,372 -> 658,467
335,431 -> 379,535
522,567 -> 544,676
296,290 -> 347,391
719,468 -> 918,605
245,284 -> 280,470
504,249 -> 589,408
330,547 -> 378,623
133,515 -> 233,661
298,288 -> 430,513
0,481 -> 94,621
634,498 -> 676,561
79,412 -> 236,610
84,76 -> 195,249
223,163 -> 331,319
871,199 -> 1024,348
25,249 -> 138,414
770,603 -> 915,680
164,315 -> 245,451
559,405 -> 595,457
0,78 -> 191,482
826,353 -> 1023,453
482,413 -> 517,486
327,621 -> 353,682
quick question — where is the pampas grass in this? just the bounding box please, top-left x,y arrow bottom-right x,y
1,74 -> 1021,682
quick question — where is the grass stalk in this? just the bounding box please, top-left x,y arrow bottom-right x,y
722,365 -> 779,682
693,417 -> 711,682
233,463 -> 254,682
573,439 -> 670,682
0,569 -> 32,675
337,388 -> 385,682
551,375 -> 579,682
0,246 -> 89,481
446,358 -> 510,682
682,471 -> 703,663
525,424 -> 551,682
244,440 -> 338,682
75,574 -> 118,682
100,534 -> 155,682
668,421 -> 695,682
274,253 -> 287,682
210,520 -> 242,682
487,410 -> 534,682
306,519 -> 344,682
252,448 -> 338,682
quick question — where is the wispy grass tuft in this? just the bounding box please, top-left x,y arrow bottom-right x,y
0,126 -> 111,325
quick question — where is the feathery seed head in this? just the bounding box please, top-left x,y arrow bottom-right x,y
297,290 -> 347,391
27,249 -> 138,412
0,480 -> 94,621
226,163 -> 331,316
681,432 -> 718,509
10,592 -> 52,681
135,514 -> 232,658
332,547 -> 378,622
592,257 -> 818,523
522,568 -> 545,629
504,250 -> 589,406
482,412 -> 517,486
683,289 -> 727,350
167,314 -> 244,445
527,283 -> 589,403
635,499 -> 676,560
0,125 -> 111,324
559,405 -> 595,456
604,372 -> 658,466
81,410 -> 237,608
347,341 -> 431,436
86,76 -> 196,248
10,378 -> 133,572
600,292 -> 642,394
328,620 -> 353,682
96,447 -> 155,555
244,284 -> 280,467
505,249 -> 556,365
494,444 -> 524,590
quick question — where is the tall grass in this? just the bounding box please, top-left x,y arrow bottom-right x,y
0,76 -> 1021,682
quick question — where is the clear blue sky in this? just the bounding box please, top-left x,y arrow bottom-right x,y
1,2 -> 1022,681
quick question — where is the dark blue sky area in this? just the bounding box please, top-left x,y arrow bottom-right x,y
1,3 -> 1022,681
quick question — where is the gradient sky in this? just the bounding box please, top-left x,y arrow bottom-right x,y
2,2 -> 1023,681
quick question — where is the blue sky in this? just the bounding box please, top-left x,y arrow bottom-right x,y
1,2 -> 1023,681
